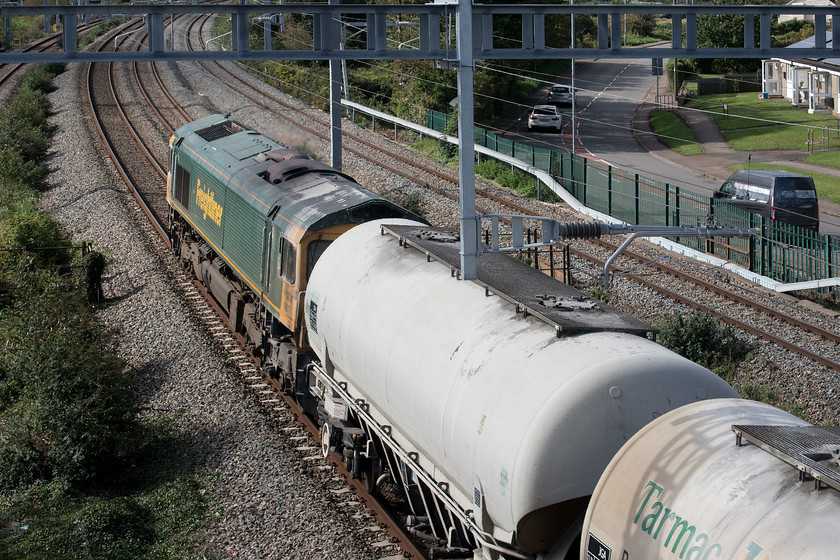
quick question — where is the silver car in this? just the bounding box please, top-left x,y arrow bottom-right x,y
547,84 -> 573,105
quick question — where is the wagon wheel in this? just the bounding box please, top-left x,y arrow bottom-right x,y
360,458 -> 382,496
320,423 -> 332,458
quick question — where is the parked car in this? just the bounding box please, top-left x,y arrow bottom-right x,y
528,104 -> 563,131
713,169 -> 820,231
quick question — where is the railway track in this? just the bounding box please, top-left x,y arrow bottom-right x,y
74,11 -> 839,558
173,18 -> 840,377
83,16 -> 426,560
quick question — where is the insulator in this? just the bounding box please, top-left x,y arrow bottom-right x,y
556,221 -> 606,239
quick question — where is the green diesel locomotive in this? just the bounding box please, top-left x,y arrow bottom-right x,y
167,114 -> 420,400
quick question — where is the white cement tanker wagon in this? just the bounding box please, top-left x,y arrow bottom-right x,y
303,220 -> 738,559
581,398 -> 840,560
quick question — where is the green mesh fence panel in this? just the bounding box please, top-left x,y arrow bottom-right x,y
496,135 -> 514,157
534,148 -> 553,173
427,110 -> 450,132
513,143 -> 535,166
637,176 -> 668,227
424,110 -> 836,289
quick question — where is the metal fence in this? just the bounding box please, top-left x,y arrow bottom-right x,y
427,110 -> 839,292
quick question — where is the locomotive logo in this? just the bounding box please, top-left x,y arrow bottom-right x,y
196,179 -> 223,226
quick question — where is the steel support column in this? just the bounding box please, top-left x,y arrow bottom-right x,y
329,0 -> 342,170
457,0 -> 478,280
148,12 -> 164,54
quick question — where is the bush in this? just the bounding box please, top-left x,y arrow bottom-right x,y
0,440 -> 210,560
0,211 -> 73,270
0,96 -> 54,163
655,311 -> 751,372
0,290 -> 138,489
19,65 -> 63,95
0,146 -> 49,194
0,61 -> 209,560
380,184 -> 424,217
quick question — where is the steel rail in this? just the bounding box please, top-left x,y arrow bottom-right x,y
198,50 -> 840,373
85,20 -> 170,247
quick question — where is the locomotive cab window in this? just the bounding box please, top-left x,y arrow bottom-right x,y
306,240 -> 332,281
173,162 -> 191,209
277,238 -> 296,284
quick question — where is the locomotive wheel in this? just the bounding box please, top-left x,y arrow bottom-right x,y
320,423 -> 332,458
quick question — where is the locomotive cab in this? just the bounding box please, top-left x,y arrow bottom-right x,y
166,115 -> 423,405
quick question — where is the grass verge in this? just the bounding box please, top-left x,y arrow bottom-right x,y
686,93 -> 840,152
649,109 -> 704,155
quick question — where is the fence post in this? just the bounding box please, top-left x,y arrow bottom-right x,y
762,216 -> 771,277
674,185 -> 680,227
665,183 -> 670,226
634,172 -> 640,225
748,229 -> 755,271
583,157 -> 588,206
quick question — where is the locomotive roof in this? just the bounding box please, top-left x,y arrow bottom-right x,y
383,224 -> 655,336
175,114 -> 417,231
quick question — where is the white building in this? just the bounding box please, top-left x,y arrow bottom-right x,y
763,35 -> 840,115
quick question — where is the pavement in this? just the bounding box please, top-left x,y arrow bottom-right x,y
630,86 -> 840,218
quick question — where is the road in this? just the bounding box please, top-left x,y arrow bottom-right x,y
511,56 -> 840,236
571,58 -> 720,195
510,56 -> 722,195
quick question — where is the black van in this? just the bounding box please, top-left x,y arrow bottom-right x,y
713,169 -> 820,231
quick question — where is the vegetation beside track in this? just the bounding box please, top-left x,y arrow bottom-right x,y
0,64 -> 211,560
655,310 -> 810,420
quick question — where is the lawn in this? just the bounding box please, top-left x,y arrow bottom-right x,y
686,93 -> 840,152
650,109 -> 705,155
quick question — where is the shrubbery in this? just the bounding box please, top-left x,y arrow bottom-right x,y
380,184 -> 425,218
655,311 -> 751,376
0,62 -> 138,491
0,64 -> 209,558
476,159 -> 560,203
0,289 -> 137,489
